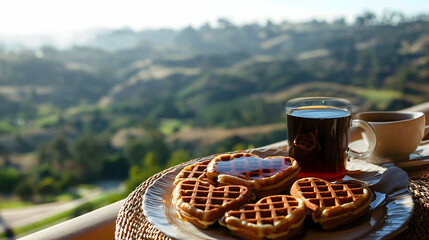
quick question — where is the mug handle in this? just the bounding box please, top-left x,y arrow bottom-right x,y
349,119 -> 377,158
420,125 -> 429,145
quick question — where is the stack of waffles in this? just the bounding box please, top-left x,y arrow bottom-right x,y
172,153 -> 373,240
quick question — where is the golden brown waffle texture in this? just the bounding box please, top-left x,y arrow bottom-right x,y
220,195 -> 307,240
172,179 -> 252,228
290,177 -> 372,229
173,159 -> 212,185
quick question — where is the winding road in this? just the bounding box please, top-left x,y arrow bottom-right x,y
0,181 -> 123,237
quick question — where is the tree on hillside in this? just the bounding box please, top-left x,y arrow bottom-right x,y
38,176 -> 58,196
355,12 -> 377,26
37,134 -> 71,171
124,139 -> 147,166
72,134 -> 107,182
142,151 -> 162,169
166,149 -> 190,168
14,179 -> 36,201
89,110 -> 109,133
380,10 -> 406,25
125,122 -> 170,166
218,18 -> 236,29
124,152 -> 163,194
0,143 -> 11,167
0,168 -> 20,193
13,134 -> 33,153
101,155 -> 130,180
50,134 -> 71,168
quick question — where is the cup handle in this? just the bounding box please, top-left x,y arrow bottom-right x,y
420,125 -> 429,145
349,119 -> 377,158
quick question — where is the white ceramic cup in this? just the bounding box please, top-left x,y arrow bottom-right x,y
351,111 -> 429,160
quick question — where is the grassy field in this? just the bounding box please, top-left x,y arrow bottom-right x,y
0,199 -> 34,209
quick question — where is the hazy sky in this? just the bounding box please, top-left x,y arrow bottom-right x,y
1,0 -> 428,35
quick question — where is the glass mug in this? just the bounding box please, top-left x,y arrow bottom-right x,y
286,97 -> 376,181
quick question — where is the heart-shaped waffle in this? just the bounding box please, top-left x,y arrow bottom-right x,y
174,159 -> 212,185
290,177 -> 372,229
206,153 -> 300,198
172,179 -> 252,228
220,195 -> 306,240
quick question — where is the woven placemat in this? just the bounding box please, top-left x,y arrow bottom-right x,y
115,154 -> 212,240
115,151 -> 429,240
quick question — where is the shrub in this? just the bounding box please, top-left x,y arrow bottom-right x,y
14,180 -> 36,201
0,167 -> 20,193
38,177 -> 59,196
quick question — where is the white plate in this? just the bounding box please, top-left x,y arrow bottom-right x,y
142,149 -> 413,240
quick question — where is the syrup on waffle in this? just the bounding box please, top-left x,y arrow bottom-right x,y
220,195 -> 306,240
290,177 -> 372,229
172,179 -> 252,228
206,153 -> 300,198
174,159 -> 212,185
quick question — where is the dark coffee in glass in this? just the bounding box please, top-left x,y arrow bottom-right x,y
286,98 -> 376,182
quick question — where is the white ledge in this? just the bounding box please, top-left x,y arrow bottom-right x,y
19,199 -> 124,240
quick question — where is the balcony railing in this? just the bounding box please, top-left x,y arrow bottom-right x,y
19,200 -> 124,240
